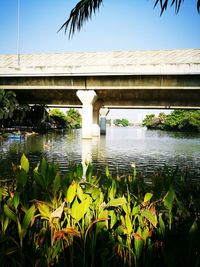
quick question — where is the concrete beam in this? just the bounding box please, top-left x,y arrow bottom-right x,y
1,75 -> 200,91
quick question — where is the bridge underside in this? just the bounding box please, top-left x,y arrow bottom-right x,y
11,88 -> 200,109
1,73 -> 200,138
1,74 -> 200,108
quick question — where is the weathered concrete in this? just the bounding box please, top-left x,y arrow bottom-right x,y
1,49 -> 200,75
76,90 -> 97,139
0,49 -> 200,108
100,108 -> 109,135
92,99 -> 103,137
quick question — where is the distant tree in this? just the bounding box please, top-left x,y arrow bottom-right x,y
49,108 -> 67,128
143,110 -> 200,132
59,0 -> 200,37
121,118 -> 129,127
142,114 -> 156,128
165,110 -> 200,131
158,112 -> 167,124
114,118 -> 129,127
66,108 -> 82,128
27,105 -> 50,130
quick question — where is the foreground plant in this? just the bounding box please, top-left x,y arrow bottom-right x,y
0,155 -> 199,266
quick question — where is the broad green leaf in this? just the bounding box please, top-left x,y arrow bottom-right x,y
13,192 -> 20,210
40,158 -> 47,179
81,197 -> 92,215
144,192 -> 153,203
53,173 -> 60,194
66,181 -> 77,203
38,203 -> 51,219
141,210 -> 157,228
22,205 -> 36,233
34,171 -> 45,190
77,184 -> 84,201
71,197 -> 81,221
16,170 -> 27,188
134,238 -> 144,259
132,205 -> 140,216
20,154 -> 29,173
71,197 -> 91,222
106,197 -> 127,208
158,213 -> 165,237
4,204 -> 17,223
123,204 -> 128,214
3,217 -> 9,233
108,180 -> 117,200
105,166 -> 109,177
142,226 -> 150,241
88,187 -> 100,200
97,210 -> 108,229
108,210 -> 117,229
86,162 -> 93,182
125,214 -> 132,235
163,186 -> 175,211
77,163 -> 83,178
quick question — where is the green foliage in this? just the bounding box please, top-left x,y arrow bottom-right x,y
0,90 -> 18,121
143,110 -> 200,132
114,118 -> 129,127
66,108 -> 82,128
27,104 -> 50,130
0,97 -> 50,131
49,108 -> 82,129
0,155 -> 200,266
49,108 -> 68,128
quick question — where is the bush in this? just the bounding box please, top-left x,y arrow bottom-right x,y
0,156 -> 199,267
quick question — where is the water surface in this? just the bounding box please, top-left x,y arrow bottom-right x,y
0,127 -> 200,180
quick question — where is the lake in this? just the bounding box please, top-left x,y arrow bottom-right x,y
0,127 -> 200,181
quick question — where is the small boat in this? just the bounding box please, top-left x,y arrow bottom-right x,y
8,133 -> 26,139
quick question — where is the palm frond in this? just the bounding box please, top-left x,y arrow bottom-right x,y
198,0 -> 200,13
58,0 -> 103,38
154,0 -> 184,15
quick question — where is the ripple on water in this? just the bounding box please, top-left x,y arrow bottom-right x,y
0,127 -> 200,180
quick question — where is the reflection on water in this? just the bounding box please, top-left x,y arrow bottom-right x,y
0,127 -> 200,180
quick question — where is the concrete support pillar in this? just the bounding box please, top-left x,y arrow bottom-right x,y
77,90 -> 97,139
92,108 -> 100,137
100,108 -> 109,135
92,99 -> 103,137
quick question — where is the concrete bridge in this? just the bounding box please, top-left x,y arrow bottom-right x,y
0,49 -> 200,138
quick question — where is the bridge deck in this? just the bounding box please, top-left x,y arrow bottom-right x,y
0,49 -> 200,76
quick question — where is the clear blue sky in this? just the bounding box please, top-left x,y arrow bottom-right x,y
0,0 -> 199,121
0,0 -> 199,54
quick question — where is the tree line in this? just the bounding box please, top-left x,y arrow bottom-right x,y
142,110 -> 200,132
0,90 -> 81,132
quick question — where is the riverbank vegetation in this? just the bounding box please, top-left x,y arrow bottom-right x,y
142,110 -> 200,132
107,118 -> 130,127
49,108 -> 82,129
0,155 -> 199,266
0,90 -> 82,136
